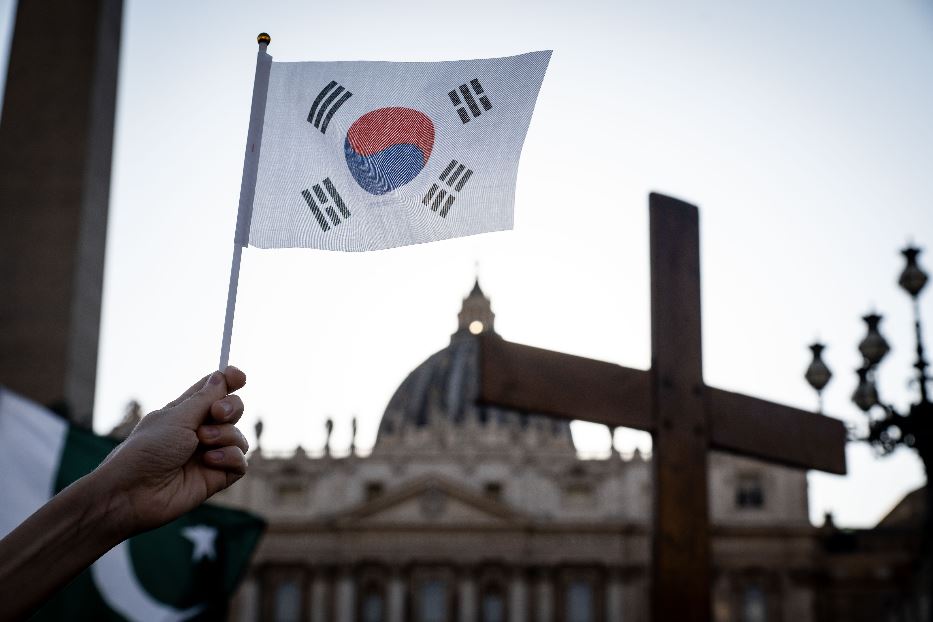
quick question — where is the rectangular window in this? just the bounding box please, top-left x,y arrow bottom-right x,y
419,579 -> 448,622
566,580 -> 595,622
273,579 -> 302,622
742,585 -> 767,622
735,473 -> 764,509
362,591 -> 385,622
481,591 -> 505,622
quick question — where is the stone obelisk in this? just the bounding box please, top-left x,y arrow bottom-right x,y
0,0 -> 123,426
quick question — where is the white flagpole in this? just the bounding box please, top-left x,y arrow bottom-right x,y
219,33 -> 273,370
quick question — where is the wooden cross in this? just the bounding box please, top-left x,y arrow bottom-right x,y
477,193 -> 847,622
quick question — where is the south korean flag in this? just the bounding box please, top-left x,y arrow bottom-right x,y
246,50 -> 552,251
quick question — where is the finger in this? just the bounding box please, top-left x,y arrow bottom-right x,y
222,366 -> 247,393
163,366 -> 245,410
210,395 -> 244,424
203,446 -> 247,475
164,373 -> 213,409
202,464 -> 246,499
197,424 -> 249,454
168,371 -> 229,428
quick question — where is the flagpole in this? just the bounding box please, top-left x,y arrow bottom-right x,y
219,33 -> 273,370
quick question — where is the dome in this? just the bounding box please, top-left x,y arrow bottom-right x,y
374,280 -> 575,453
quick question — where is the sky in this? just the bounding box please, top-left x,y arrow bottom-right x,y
2,0 -> 933,528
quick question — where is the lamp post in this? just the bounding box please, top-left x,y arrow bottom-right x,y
806,244 -> 932,617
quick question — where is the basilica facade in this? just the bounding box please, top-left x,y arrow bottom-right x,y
215,282 -> 823,622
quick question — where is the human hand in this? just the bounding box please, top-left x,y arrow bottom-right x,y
96,366 -> 249,536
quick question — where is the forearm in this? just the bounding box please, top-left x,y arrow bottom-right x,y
0,470 -> 131,621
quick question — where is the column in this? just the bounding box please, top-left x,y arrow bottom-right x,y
621,571 -> 649,622
535,568 -> 554,622
781,570 -> 815,622
388,567 -> 406,622
458,567 -> 477,622
509,568 -> 528,622
311,569 -> 332,622
606,569 -> 624,622
711,572 -> 732,622
303,570 -> 315,622
231,573 -> 260,622
335,567 -> 356,622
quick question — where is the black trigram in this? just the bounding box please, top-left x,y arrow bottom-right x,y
307,81 -> 352,134
301,178 -> 350,231
422,159 -> 473,218
449,79 -> 492,124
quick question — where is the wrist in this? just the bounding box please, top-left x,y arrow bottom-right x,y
0,459 -> 136,621
75,463 -> 138,544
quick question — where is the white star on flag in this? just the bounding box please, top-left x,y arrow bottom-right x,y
181,525 -> 218,562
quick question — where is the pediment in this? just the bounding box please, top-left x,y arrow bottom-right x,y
334,475 -> 528,528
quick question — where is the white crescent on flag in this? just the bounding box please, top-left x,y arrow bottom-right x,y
91,540 -> 204,622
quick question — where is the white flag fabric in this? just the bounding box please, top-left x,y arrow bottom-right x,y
247,50 -> 551,251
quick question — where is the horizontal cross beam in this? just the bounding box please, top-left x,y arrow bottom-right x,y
478,334 -> 847,475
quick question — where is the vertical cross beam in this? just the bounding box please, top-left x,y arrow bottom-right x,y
650,193 -> 710,621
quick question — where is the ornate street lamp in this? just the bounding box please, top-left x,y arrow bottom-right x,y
901,247 -> 931,404
804,343 -> 832,413
850,247 -> 932,458
806,244 -> 932,616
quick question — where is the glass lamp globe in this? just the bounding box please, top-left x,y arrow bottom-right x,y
899,247 -> 928,298
858,313 -> 890,367
805,343 -> 832,392
852,366 -> 879,412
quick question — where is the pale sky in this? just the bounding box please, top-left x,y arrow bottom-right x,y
2,0 -> 932,528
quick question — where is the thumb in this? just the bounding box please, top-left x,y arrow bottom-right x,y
169,371 -> 229,429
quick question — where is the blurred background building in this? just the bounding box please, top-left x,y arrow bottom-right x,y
190,282 -> 923,622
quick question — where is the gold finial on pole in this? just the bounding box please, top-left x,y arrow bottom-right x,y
257,32 -> 271,46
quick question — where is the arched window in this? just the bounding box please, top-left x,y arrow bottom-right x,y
356,569 -> 389,622
419,579 -> 448,622
273,579 -> 301,622
480,584 -> 506,622
565,580 -> 594,622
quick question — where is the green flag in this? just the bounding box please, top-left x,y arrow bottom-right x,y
0,387 -> 265,621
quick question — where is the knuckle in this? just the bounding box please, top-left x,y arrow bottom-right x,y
222,396 -> 244,420
197,425 -> 220,443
